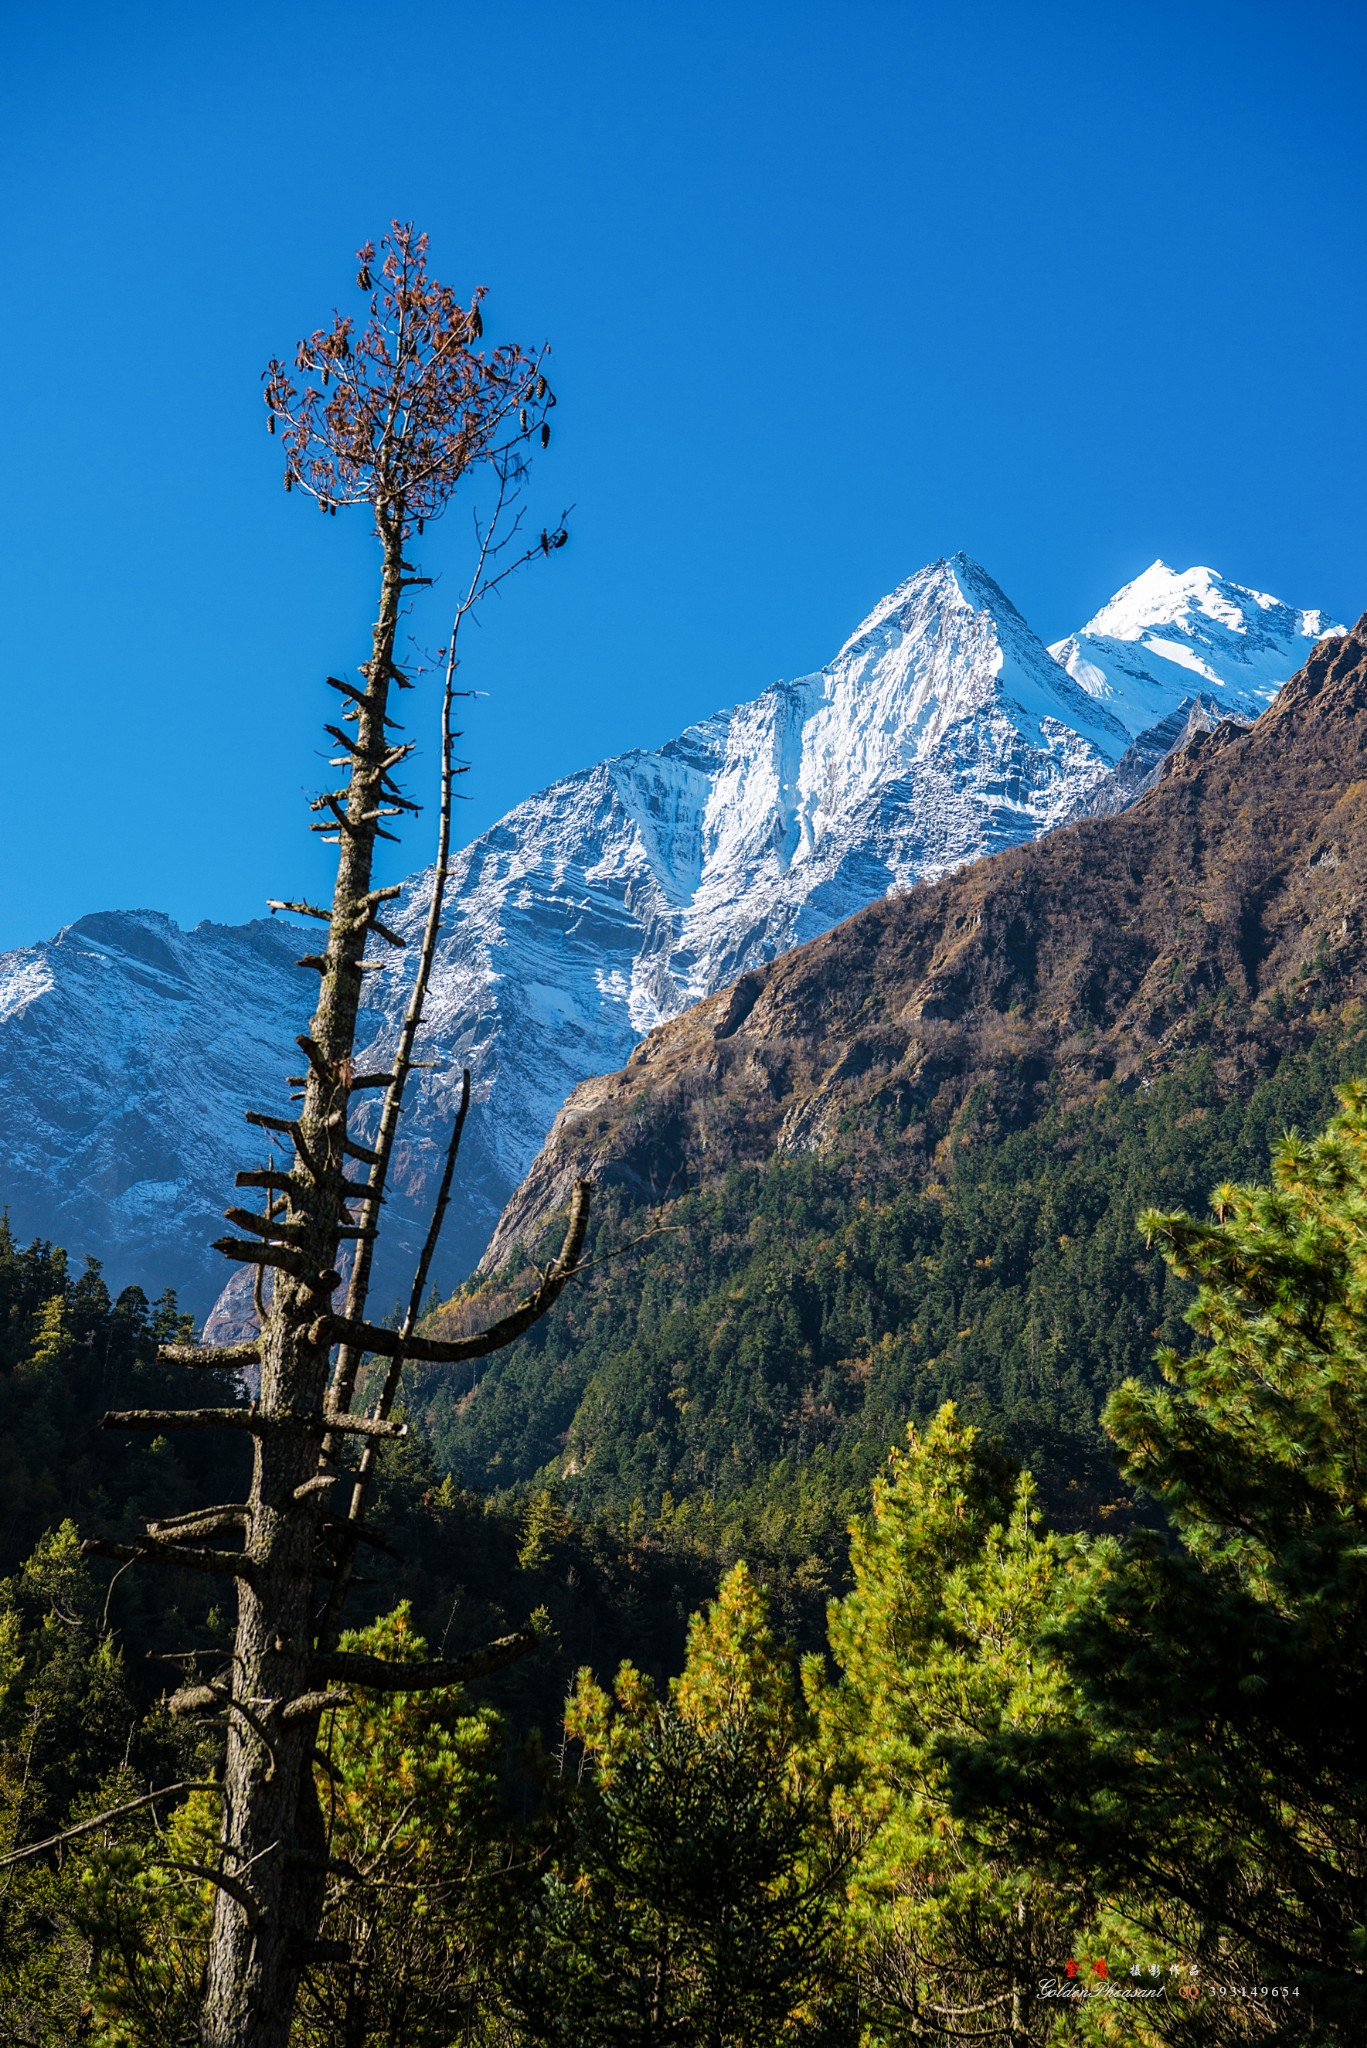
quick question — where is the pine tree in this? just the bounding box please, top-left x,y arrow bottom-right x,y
0,1525 -> 148,2045
83,1605 -> 509,2048
514,1563 -> 853,2046
951,1088 -> 1367,2042
814,1403 -> 1093,2045
293,1603 -> 509,2047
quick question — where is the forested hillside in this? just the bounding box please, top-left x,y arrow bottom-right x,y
423,1026 -> 1367,1552
425,619 -> 1367,1558
5,1087 -> 1367,2040
0,1229 -> 245,1589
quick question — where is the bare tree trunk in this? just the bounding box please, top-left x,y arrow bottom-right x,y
78,232 -> 581,2048
199,505 -> 413,2046
179,502 -> 586,2044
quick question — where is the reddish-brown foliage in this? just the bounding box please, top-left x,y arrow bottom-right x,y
263,221 -> 552,534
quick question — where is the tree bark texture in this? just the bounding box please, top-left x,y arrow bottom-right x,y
199,507 -> 409,2048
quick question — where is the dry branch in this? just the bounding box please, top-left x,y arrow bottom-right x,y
100,1407 -> 403,1441
82,1535 -> 256,1583
316,1179 -> 590,1364
169,1682 -> 228,1717
157,1342 -> 261,1368
102,1407 -> 264,1434
307,1628 -> 537,1692
0,1782 -> 217,1869
148,1505 -> 248,1540
160,1859 -> 261,1929
280,1692 -> 350,1723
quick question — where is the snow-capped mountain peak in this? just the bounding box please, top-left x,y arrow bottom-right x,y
1080,558 -> 1335,642
1050,560 -> 1344,737
662,554 -> 1133,1007
0,554 -> 1342,1317
825,553 -> 1130,760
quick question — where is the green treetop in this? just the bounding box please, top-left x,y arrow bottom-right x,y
952,1086 -> 1367,2043
815,1403 -> 1094,2044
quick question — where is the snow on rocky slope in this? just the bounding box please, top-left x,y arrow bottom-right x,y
1050,560 -> 1341,736
0,914 -> 315,1308
0,556 -> 1341,1315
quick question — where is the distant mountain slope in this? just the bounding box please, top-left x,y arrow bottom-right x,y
348,553 -> 1135,1278
428,1027 -> 1367,1537
0,558 -> 1341,1313
483,615 -> 1367,1271
1080,693 -> 1239,818
0,915 -> 311,1307
432,616 -> 1367,1531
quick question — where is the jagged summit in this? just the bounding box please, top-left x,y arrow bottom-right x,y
829,553 -> 1129,769
0,554 -> 1342,1312
482,615 -> 1367,1275
838,551 -> 1017,641
1082,559 -> 1336,643
1050,560 -> 1343,736
838,552 -> 1051,674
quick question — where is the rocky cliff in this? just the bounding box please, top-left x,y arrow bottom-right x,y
483,616 -> 1367,1274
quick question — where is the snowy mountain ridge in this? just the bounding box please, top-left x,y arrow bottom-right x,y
1050,559 -> 1343,736
0,554 -> 1341,1314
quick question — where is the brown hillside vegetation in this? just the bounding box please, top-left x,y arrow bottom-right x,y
484,616 -> 1367,1269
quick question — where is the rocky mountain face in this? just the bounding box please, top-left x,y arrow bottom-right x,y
482,616 -> 1367,1274
1081,693 -> 1238,818
0,915 -> 314,1308
0,557 -> 1340,1314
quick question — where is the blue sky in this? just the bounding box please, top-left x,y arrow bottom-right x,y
3,0 -> 1364,950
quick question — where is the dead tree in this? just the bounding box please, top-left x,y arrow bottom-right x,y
82,225 -> 586,2048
